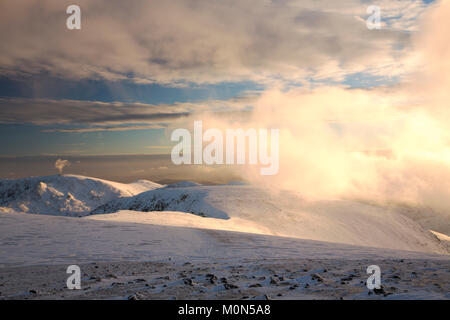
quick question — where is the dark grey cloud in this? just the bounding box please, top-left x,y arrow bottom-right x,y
0,96 -> 254,127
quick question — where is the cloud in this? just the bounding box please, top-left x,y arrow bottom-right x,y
0,96 -> 255,127
0,0 -> 427,85
42,124 -> 168,133
184,0 -> 450,219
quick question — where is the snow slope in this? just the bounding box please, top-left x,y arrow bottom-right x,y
0,174 -> 447,254
1,212 -> 448,300
0,211 -> 447,268
91,185 -> 449,254
0,174 -> 161,216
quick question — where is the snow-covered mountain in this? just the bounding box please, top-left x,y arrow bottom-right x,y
0,174 -> 161,216
91,186 -> 229,219
91,184 -> 449,254
0,174 -> 448,254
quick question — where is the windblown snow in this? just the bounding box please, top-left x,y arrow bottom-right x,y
0,174 -> 448,254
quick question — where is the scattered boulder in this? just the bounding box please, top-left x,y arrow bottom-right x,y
373,286 -> 388,296
128,293 -> 145,300
224,283 -> 239,290
311,273 -> 324,282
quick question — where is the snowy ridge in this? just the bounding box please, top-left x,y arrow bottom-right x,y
91,186 -> 229,219
0,174 -> 448,254
0,174 -> 161,216
91,185 -> 449,254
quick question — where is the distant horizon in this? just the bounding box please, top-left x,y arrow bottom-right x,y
0,154 -> 242,184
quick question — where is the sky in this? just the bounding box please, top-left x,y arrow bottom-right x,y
0,0 -> 439,156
